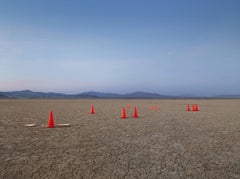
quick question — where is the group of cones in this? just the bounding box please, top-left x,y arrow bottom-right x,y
45,104 -> 201,128
89,104 -> 139,118
121,106 -> 138,118
46,105 -> 139,128
186,104 -> 199,112
46,105 -> 95,128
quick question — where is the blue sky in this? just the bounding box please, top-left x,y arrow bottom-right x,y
0,0 -> 240,95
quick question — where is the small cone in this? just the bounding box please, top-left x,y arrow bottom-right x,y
192,104 -> 195,111
186,104 -> 190,111
195,104 -> 199,111
121,107 -> 126,119
150,106 -> 158,111
126,104 -> 132,110
132,106 -> 138,118
46,111 -> 54,128
90,105 -> 95,114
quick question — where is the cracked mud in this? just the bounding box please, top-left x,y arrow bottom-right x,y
0,99 -> 240,178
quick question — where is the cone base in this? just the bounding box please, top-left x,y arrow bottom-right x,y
46,125 -> 54,128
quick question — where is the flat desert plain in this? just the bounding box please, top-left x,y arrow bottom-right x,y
0,99 -> 240,178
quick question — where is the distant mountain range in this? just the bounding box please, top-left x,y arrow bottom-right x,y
0,90 -> 239,99
0,90 -> 175,99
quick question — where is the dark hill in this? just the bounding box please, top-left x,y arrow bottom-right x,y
0,90 -> 175,99
1,90 -> 240,99
0,94 -> 9,99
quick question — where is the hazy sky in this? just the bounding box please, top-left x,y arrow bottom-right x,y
0,0 -> 240,95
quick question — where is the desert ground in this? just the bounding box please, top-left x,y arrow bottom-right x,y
0,99 -> 239,178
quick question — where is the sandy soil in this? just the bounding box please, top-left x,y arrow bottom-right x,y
0,99 -> 240,178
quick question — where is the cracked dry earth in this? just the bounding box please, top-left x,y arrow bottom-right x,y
0,99 -> 240,179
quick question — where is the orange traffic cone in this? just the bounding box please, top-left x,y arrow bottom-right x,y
126,104 -> 132,110
46,111 -> 55,128
150,106 -> 158,111
186,104 -> 190,111
132,106 -> 138,118
195,104 -> 199,111
90,105 -> 95,114
192,104 -> 195,111
121,107 -> 126,119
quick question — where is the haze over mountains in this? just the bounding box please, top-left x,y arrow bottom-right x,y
0,90 -> 239,99
0,90 -> 173,99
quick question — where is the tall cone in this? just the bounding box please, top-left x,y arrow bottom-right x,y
90,105 -> 95,114
195,104 -> 199,111
192,104 -> 195,111
132,106 -> 138,118
46,111 -> 55,128
121,107 -> 126,119
186,104 -> 190,111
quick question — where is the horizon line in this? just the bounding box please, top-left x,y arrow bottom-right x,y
1,89 -> 240,98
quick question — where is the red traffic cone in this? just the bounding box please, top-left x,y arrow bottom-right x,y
46,111 -> 55,128
132,106 -> 138,118
192,104 -> 195,111
195,104 -> 199,111
186,104 -> 190,111
90,105 -> 95,114
121,107 -> 126,119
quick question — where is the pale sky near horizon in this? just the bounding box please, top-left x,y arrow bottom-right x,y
0,0 -> 240,95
